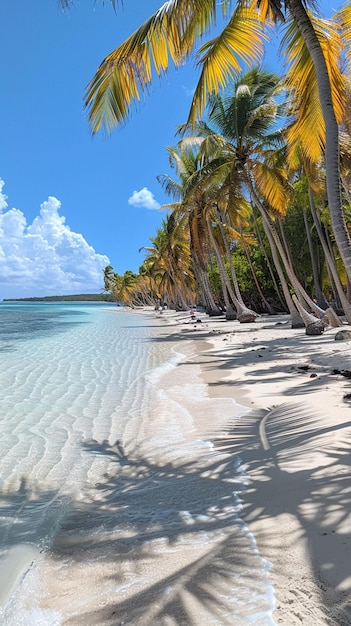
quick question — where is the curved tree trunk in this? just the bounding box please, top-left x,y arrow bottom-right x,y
259,202 -> 328,315
215,206 -> 246,307
207,216 -> 258,322
261,213 -> 304,327
241,236 -> 276,314
192,249 -> 222,316
302,209 -> 329,309
222,284 -> 237,320
248,178 -> 322,316
308,187 -> 351,323
288,0 -> 351,284
292,295 -> 326,335
207,223 -> 240,320
252,211 -> 288,311
278,218 -> 294,272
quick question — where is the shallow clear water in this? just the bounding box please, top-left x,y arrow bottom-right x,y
0,303 -> 275,625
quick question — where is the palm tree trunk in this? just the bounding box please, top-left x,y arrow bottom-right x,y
260,213 -> 304,327
206,216 -> 257,321
192,246 -> 222,315
207,220 -> 239,319
347,277 -> 351,304
241,237 -> 276,314
252,211 -> 288,311
248,178 -> 322,315
308,186 -> 351,322
215,206 -> 246,307
292,295 -> 326,335
288,0 -> 351,283
278,218 -> 294,272
302,209 -> 329,309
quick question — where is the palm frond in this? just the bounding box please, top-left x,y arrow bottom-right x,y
334,4 -> 351,76
85,0 -> 219,133
188,3 -> 267,125
252,160 -> 291,214
156,174 -> 183,201
281,12 -> 345,162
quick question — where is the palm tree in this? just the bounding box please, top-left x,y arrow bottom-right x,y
284,3 -> 351,284
103,266 -> 138,305
160,139 -> 259,320
186,68 -> 318,324
140,215 -> 195,310
59,0 -> 351,283
158,146 -> 223,315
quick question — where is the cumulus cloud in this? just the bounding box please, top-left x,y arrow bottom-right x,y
128,187 -> 161,210
0,179 -> 110,298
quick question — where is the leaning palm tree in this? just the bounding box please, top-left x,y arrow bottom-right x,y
160,141 -> 258,320
185,68 -> 319,325
158,146 -> 223,315
140,215 -> 195,310
103,267 -> 138,306
58,0 -> 351,284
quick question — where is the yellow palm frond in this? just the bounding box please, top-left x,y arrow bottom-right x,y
189,3 -> 267,124
85,0 -> 219,133
251,0 -> 284,23
334,3 -> 351,73
252,161 -> 290,215
286,86 -> 325,163
282,13 -> 345,162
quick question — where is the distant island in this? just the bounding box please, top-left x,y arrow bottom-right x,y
3,294 -> 115,302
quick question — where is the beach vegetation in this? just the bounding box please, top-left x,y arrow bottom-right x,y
2,293 -> 115,302
103,266 -> 138,306
58,0 -> 351,286
61,0 -> 351,328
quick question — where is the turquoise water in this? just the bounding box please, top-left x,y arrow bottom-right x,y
0,303 -> 275,625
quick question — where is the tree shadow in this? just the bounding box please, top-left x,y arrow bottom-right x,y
188,330 -> 351,403
38,440 -> 274,625
0,478 -> 73,608
215,402 -> 351,625
1,398 -> 350,624
0,478 -> 71,551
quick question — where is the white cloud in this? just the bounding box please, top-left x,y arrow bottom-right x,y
128,187 -> 161,210
0,179 -> 110,299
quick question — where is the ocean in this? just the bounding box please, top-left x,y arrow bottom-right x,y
0,302 -> 275,625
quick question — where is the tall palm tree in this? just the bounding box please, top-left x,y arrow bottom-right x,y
59,0 -> 351,282
158,145 -> 224,315
160,140 -> 259,320
187,68 -> 315,321
202,68 -> 349,322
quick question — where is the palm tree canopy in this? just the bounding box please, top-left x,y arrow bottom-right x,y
82,1 -> 268,132
56,0 -> 349,139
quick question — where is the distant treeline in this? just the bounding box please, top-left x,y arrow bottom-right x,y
3,294 -> 115,302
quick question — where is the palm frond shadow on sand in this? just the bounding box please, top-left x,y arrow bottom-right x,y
215,401 -> 351,625
1,402 -> 350,624
46,436 -> 273,625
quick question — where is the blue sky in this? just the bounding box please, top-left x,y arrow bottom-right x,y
0,0 -> 336,299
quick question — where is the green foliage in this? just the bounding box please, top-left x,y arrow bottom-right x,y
4,294 -> 114,302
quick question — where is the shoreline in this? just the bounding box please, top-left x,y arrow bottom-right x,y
5,305 -> 349,624
140,307 -> 351,625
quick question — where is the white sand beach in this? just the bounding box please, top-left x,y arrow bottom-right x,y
153,308 -> 351,625
9,307 -> 350,625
